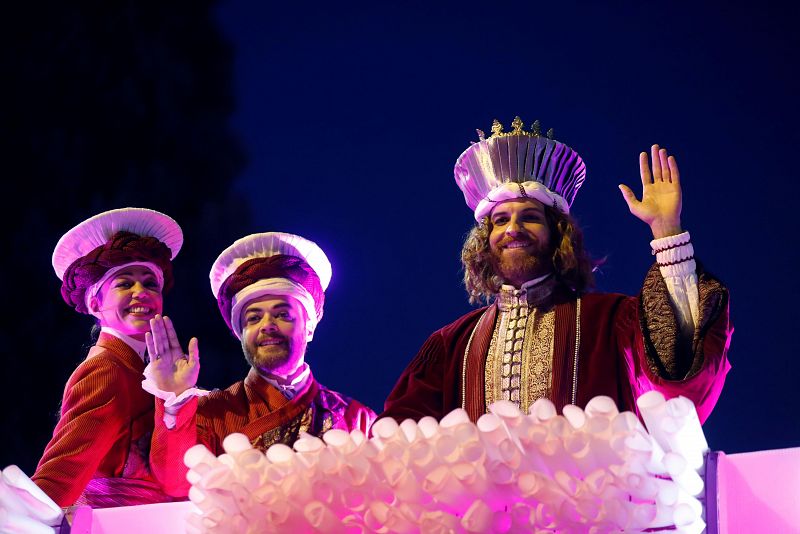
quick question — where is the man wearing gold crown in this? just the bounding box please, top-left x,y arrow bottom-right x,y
142,232 -> 376,497
382,117 -> 731,424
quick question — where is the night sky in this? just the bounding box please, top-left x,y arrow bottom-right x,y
2,1 -> 798,474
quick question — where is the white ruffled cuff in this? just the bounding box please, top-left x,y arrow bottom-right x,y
650,230 -> 691,251
142,363 -> 209,429
650,231 -> 699,333
651,231 -> 696,277
658,257 -> 696,277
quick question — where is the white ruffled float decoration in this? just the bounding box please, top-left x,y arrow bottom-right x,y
185,392 -> 709,533
0,465 -> 63,534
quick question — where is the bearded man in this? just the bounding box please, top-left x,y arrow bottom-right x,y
382,117 -> 731,424
143,232 -> 375,497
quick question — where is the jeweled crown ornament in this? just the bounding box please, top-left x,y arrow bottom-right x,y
455,117 -> 586,220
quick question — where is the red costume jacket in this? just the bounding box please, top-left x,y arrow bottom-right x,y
383,265 -> 732,424
150,368 -> 376,497
33,333 -> 171,507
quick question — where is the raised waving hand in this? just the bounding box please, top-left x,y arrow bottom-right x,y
145,315 -> 199,395
619,144 -> 683,239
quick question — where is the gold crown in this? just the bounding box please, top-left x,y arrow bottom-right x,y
476,116 -> 554,142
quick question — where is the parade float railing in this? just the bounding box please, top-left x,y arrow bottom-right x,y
3,392 -> 798,533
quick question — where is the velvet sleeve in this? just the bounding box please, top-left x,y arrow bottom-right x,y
149,396 -> 200,498
622,263 -> 732,423
381,332 -> 448,423
32,358 -> 130,506
343,400 -> 377,435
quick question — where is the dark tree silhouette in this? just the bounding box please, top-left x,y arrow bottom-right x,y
0,2 -> 250,472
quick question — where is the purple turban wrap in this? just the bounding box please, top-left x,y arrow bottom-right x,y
60,231 -> 174,314
216,255 -> 324,335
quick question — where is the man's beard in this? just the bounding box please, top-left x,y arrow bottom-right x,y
490,243 -> 552,287
241,337 -> 290,374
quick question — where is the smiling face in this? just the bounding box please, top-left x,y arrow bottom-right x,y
90,265 -> 164,340
488,198 -> 553,287
240,295 -> 309,377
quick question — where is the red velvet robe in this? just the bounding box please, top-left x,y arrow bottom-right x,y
33,333 -> 171,507
383,265 -> 732,424
150,368 -> 376,497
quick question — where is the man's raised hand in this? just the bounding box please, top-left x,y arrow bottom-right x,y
619,144 -> 683,239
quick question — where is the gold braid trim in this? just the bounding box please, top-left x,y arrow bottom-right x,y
640,263 -> 686,380
639,262 -> 728,380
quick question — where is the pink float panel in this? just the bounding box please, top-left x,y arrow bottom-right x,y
63,448 -> 800,533
715,447 -> 800,533
70,501 -> 193,533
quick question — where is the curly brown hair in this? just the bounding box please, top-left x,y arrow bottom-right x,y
461,206 -> 597,304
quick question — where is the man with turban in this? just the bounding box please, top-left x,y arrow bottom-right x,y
144,232 -> 375,497
382,118 -> 732,425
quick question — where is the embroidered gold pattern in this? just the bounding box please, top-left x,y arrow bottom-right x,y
522,306 -> 555,410
484,307 -> 509,405
250,406 -> 314,452
247,386 -> 353,452
485,277 -> 557,412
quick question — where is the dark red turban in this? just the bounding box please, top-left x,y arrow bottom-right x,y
216,255 -> 324,334
61,230 -> 174,313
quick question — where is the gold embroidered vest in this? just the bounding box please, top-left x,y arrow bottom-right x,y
484,275 -> 558,411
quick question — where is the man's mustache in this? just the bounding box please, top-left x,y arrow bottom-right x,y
256,334 -> 287,344
498,237 -> 540,248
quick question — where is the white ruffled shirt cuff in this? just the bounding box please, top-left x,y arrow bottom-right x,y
142,362 -> 210,429
650,231 -> 699,338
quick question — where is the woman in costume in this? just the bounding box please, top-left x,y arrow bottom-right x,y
31,207 -> 183,507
